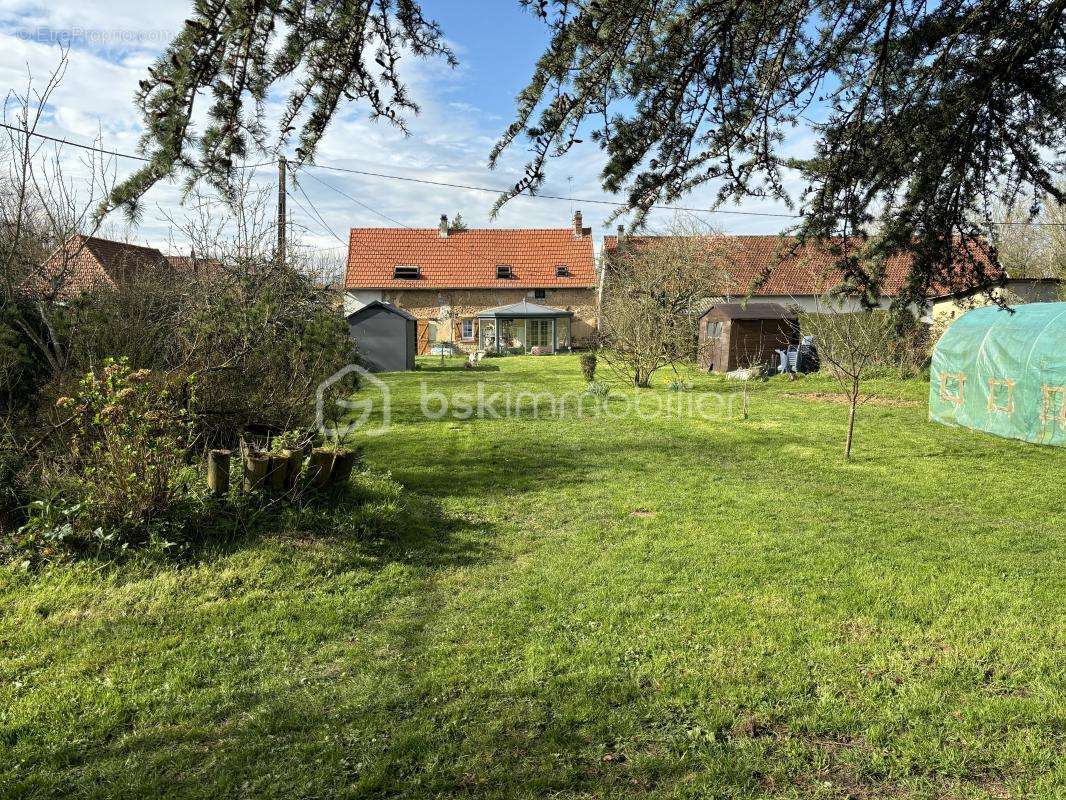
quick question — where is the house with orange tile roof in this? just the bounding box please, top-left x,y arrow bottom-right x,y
344,212 -> 599,354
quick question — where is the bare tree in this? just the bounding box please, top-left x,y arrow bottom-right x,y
0,48 -> 116,382
800,303 -> 894,459
996,185 -> 1066,284
600,221 -> 734,387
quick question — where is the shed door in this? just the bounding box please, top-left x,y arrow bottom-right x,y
705,320 -> 725,371
416,320 -> 431,355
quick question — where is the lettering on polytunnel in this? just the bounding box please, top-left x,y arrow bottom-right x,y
938,372 -> 966,405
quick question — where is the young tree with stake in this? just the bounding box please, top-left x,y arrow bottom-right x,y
800,303 -> 895,459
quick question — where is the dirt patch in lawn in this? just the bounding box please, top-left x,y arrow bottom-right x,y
785,392 -> 921,408
630,509 -> 656,519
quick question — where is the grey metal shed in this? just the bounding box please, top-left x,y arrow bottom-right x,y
347,301 -> 417,372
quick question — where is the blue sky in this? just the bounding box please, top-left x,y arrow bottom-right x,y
0,0 -> 808,256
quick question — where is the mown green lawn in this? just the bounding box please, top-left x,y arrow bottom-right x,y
2,356 -> 1063,799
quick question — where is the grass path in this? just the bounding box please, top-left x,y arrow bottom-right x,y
2,356 -> 1063,798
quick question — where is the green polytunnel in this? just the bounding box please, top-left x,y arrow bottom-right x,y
929,302 -> 1066,446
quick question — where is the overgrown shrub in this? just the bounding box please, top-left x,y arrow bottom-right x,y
54,358 -> 195,537
887,312 -> 932,377
0,297 -> 64,420
2,152 -> 359,558
66,260 -> 355,446
580,351 -> 597,382
8,494 -> 83,561
0,447 -> 26,533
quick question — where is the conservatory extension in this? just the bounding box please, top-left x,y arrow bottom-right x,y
476,300 -> 574,354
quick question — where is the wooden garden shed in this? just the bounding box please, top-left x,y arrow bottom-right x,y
698,303 -> 799,373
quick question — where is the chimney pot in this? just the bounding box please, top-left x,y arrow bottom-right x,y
439,214 -> 449,237
573,210 -> 584,237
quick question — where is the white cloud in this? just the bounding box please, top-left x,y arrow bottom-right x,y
0,2 -> 806,256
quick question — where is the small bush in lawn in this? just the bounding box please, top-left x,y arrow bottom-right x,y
580,351 -> 597,382
667,379 -> 692,392
54,357 -> 195,542
584,381 -> 610,398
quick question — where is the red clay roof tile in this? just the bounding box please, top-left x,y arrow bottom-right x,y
26,235 -> 168,299
603,234 -> 997,299
345,227 -> 597,290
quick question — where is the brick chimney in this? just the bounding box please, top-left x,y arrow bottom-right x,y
439,214 -> 449,237
573,210 -> 585,238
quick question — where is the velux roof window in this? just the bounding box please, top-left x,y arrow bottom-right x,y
496,264 -> 513,279
393,265 -> 420,279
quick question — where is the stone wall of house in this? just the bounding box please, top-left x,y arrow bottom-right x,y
374,287 -> 599,349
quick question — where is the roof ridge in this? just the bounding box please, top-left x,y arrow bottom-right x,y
348,227 -> 587,234
81,234 -> 165,250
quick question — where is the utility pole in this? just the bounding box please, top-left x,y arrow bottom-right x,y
277,155 -> 287,268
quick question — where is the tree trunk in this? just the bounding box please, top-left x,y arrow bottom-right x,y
266,453 -> 289,492
282,449 -> 303,490
844,378 -> 859,459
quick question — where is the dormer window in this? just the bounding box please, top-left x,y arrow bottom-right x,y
555,265 -> 570,277
496,264 -> 513,279
393,265 -> 420,279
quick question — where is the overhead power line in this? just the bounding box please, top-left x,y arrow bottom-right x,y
300,162 -> 1066,227
296,167 -> 545,276
289,176 -> 348,247
0,122 -> 277,169
4,121 -> 1064,227
302,162 -> 804,220
1,122 -> 150,162
300,168 -> 416,230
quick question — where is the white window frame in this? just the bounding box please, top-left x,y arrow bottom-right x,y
460,318 -> 475,341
